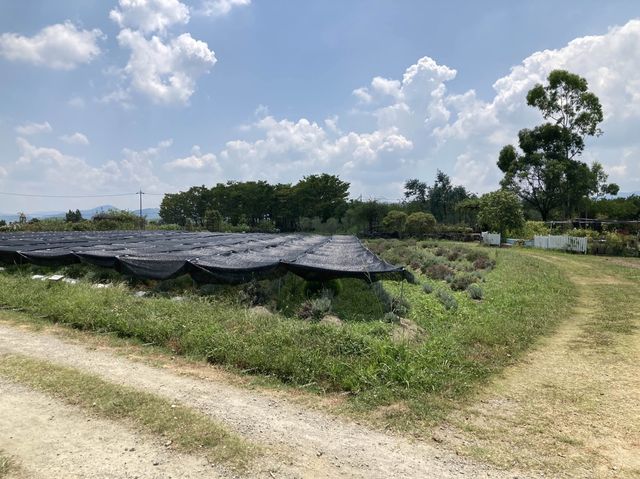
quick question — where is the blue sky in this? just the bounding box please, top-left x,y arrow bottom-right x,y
1,0 -> 640,214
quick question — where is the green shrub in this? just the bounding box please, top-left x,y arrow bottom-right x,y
473,256 -> 495,270
467,283 -> 484,300
425,263 -> 455,280
434,246 -> 448,257
298,296 -> 332,320
390,295 -> 410,316
422,282 -> 433,294
464,249 -> 487,263
383,312 -> 400,323
435,289 -> 458,310
449,273 -> 478,291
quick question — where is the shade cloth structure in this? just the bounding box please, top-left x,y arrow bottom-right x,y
0,231 -> 405,283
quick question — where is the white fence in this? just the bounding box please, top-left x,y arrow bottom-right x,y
533,235 -> 587,254
481,232 -> 501,246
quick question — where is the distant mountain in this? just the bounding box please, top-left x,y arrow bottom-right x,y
0,205 -> 160,223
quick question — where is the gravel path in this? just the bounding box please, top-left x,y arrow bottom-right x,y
0,378 -> 226,479
0,322 -> 514,479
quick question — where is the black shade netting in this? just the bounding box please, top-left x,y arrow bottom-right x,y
0,231 -> 404,284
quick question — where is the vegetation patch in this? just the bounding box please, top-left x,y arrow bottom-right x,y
0,452 -> 14,479
0,354 -> 252,468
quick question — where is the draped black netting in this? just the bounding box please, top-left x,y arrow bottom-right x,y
0,231 -> 404,283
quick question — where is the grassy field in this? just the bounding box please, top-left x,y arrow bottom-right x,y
0,353 -> 252,468
439,251 -> 640,477
0,240 -> 575,424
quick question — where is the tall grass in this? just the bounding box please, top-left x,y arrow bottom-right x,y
0,243 -> 575,422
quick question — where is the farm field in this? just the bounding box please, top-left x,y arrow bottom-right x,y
0,241 -> 638,478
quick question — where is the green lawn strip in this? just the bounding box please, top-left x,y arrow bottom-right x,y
0,354 -> 253,469
0,242 -> 575,426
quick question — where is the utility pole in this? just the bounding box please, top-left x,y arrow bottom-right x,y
137,189 -> 144,230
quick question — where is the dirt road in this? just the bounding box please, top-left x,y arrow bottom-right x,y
441,253 -> 640,478
0,323 -> 511,478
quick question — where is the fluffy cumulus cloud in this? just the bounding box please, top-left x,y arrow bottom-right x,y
0,21 -> 103,70
215,19 -> 640,198
15,121 -> 52,136
165,145 -> 219,171
116,29 -> 216,104
108,0 -> 218,106
110,0 -> 190,34
60,132 -> 90,146
218,116 -> 412,185
4,138 -> 175,206
435,19 -> 640,191
198,0 -> 251,17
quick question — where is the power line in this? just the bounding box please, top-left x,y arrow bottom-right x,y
0,191 -> 137,198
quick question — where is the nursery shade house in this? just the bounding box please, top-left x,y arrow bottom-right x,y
0,231 -> 404,284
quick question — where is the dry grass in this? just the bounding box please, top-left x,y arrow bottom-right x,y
0,453 -> 13,478
0,354 -> 254,470
440,252 -> 640,478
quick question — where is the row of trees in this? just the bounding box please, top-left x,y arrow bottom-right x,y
159,174 -> 350,232
157,169 -> 479,235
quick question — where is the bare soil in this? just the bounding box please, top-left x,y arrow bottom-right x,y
0,378 -> 226,479
0,323 -> 512,479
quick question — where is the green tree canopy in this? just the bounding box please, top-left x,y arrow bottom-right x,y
159,174 -> 350,231
382,210 -> 408,238
405,212 -> 437,237
294,174 -> 350,222
498,69 -> 618,221
477,190 -> 524,236
65,209 -> 83,223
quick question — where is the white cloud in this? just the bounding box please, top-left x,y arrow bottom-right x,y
218,115 -> 412,184
10,138 -> 172,197
116,29 -> 217,105
211,19 -> 640,199
199,0 -> 251,17
352,87 -> 372,104
0,21 -> 103,70
431,19 -> 640,191
67,96 -> 86,109
60,132 -> 90,146
97,87 -> 135,110
110,0 -> 190,34
15,121 -> 52,136
165,145 -> 219,171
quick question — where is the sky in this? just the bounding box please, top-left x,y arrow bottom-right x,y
1,0 -> 640,214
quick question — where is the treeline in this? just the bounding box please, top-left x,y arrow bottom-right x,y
159,174 -> 350,232
158,171 -> 479,235
583,195 -> 640,221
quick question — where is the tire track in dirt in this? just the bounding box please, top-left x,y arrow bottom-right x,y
0,322 -> 514,479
